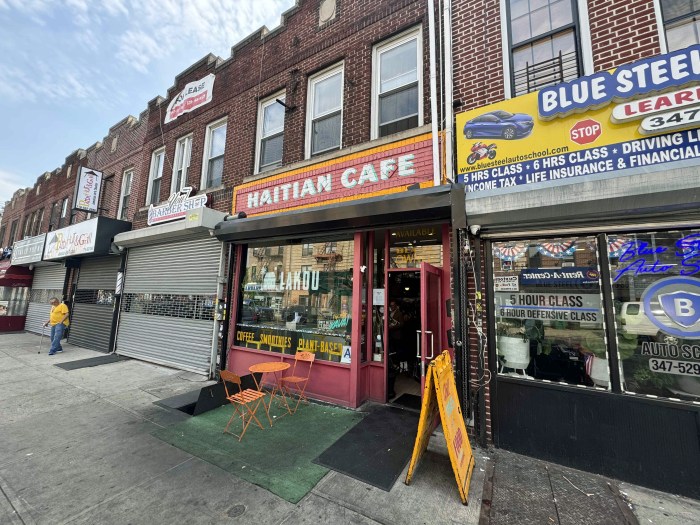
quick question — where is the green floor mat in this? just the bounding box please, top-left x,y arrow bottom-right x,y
152,401 -> 364,503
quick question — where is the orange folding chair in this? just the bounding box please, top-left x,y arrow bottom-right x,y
220,370 -> 272,441
279,351 -> 315,414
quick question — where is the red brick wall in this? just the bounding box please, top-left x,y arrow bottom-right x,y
589,0 -> 661,72
131,0 -> 437,228
452,0 -> 505,111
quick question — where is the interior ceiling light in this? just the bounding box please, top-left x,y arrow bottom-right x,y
391,232 -> 397,236
404,286 -> 410,291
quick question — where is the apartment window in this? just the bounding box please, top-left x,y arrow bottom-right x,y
60,197 -> 69,226
34,208 -> 44,235
662,0 -> 700,50
256,93 -> 285,172
0,226 -> 5,247
203,119 -> 227,189
147,148 -> 165,205
508,0 -> 580,96
373,28 -> 422,139
172,135 -> 192,193
306,65 -> 343,157
302,243 -> 314,256
118,169 -> 133,220
8,220 -> 18,246
48,202 -> 60,230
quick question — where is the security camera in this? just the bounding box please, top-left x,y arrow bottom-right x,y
469,224 -> 481,235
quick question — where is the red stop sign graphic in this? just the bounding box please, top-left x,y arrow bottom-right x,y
570,119 -> 602,145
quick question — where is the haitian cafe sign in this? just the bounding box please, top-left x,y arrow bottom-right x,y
147,187 -> 208,226
73,167 -> 103,213
164,74 -> 215,124
233,133 -> 433,216
457,45 -> 700,192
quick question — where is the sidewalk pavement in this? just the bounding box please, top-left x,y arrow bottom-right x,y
1,331 -> 698,525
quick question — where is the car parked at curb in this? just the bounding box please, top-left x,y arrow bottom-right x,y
463,110 -> 534,140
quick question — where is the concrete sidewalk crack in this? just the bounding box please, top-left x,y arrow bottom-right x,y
0,473 -> 36,525
59,457 -> 195,525
545,466 -> 562,525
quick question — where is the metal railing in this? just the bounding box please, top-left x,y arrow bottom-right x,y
513,51 -> 579,96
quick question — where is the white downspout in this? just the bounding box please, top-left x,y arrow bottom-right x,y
443,0 -> 454,183
428,0 -> 441,186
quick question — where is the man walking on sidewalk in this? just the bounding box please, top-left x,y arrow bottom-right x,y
44,297 -> 69,356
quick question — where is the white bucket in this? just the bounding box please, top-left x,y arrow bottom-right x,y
589,356 -> 609,388
498,336 -> 530,370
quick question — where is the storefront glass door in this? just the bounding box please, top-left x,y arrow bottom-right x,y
418,262 -> 442,392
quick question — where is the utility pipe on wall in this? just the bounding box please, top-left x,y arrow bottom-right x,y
428,0 -> 441,186
443,0 -> 454,183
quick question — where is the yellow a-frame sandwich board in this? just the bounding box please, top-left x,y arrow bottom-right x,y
405,350 -> 475,505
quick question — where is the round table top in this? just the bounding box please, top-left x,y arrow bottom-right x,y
249,361 -> 291,374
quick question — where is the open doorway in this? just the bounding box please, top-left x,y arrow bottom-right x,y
387,270 -> 421,406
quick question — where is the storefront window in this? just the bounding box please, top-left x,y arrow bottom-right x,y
493,237 -> 609,388
609,231 -> 700,401
0,286 -> 29,316
236,237 -> 354,363
389,225 -> 442,268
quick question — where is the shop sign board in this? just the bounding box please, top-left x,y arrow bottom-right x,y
164,74 -> 215,124
73,167 -> 103,213
519,267 -> 600,286
43,219 -> 98,260
494,275 -> 519,291
457,45 -> 700,193
233,133 -> 433,216
147,187 -> 208,226
495,292 -> 602,323
406,351 -> 474,505
11,234 -> 47,265
235,325 -> 348,362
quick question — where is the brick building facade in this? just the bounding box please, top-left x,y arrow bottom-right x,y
452,0 -> 700,499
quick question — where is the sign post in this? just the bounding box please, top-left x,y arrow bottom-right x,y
405,350 -> 475,505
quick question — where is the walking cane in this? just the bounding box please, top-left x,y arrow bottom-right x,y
38,325 -> 45,354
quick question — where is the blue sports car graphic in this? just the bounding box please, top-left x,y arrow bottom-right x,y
463,110 -> 534,140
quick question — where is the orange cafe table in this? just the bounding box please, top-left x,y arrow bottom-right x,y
248,361 -> 292,416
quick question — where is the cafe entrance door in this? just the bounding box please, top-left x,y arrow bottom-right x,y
386,262 -> 442,403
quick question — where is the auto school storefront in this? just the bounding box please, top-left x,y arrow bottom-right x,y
457,46 -> 700,498
215,131 -> 466,409
113,193 -> 227,377
11,234 -> 66,335
42,218 -> 131,351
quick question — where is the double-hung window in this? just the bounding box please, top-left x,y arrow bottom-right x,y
202,119 -> 227,189
661,0 -> 700,51
373,28 -> 422,139
306,65 -> 344,157
147,148 -> 165,205
508,0 -> 580,96
118,169 -> 133,220
256,93 -> 285,172
48,202 -> 59,231
8,220 -> 18,246
60,197 -> 69,226
172,135 -> 192,192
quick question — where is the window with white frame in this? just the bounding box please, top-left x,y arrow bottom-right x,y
172,135 -> 192,193
202,119 -> 227,189
306,65 -> 344,157
146,148 -> 165,205
373,28 -> 422,139
256,93 -> 285,172
508,0 -> 580,96
60,197 -> 69,226
661,0 -> 700,50
118,169 -> 133,220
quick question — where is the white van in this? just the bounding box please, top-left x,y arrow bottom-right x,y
618,301 -> 679,343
